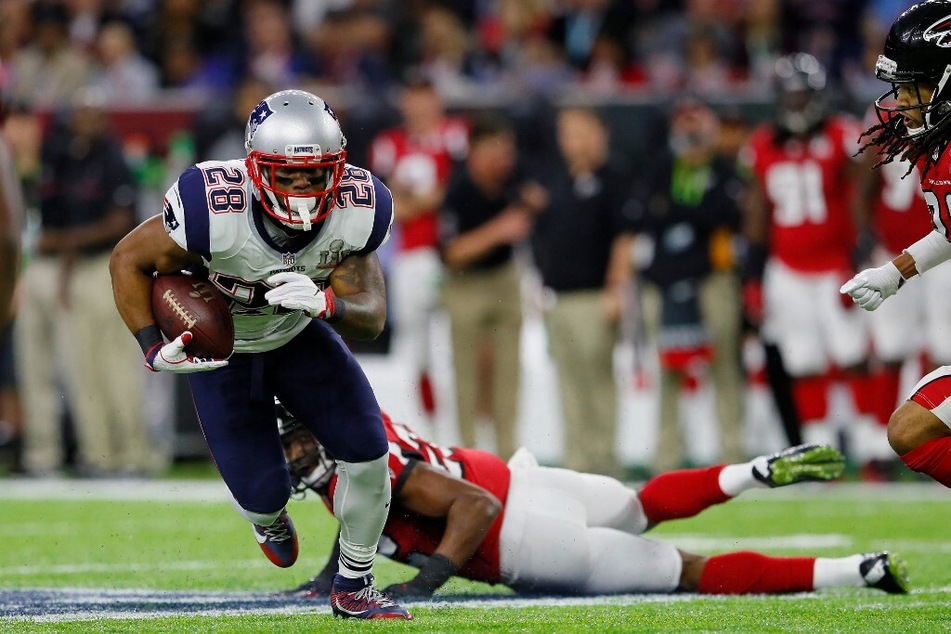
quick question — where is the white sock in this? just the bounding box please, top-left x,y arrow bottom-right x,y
717,461 -> 769,497
813,555 -> 865,589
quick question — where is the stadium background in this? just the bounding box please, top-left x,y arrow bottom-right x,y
110,91 -> 873,471
0,0 -> 918,473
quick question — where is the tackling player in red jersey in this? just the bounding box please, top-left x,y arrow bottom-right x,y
277,401 -> 908,599
842,0 -> 951,490
741,53 -> 873,451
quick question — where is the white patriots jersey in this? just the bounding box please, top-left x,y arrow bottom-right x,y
161,159 -> 393,353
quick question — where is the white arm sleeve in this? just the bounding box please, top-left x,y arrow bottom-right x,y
905,229 -> 951,275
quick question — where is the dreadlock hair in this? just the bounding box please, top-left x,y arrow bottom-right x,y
857,105 -> 951,178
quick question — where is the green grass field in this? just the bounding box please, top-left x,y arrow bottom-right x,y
1,477 -> 949,633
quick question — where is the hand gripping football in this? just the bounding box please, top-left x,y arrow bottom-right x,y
151,273 -> 234,359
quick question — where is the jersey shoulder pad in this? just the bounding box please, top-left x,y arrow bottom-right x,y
334,166 -> 393,254
163,160 -> 249,260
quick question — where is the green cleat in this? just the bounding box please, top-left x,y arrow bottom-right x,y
860,551 -> 910,594
752,444 -> 846,487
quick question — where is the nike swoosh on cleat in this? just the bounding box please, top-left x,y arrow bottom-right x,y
866,561 -> 886,584
333,604 -> 370,617
254,531 -> 268,544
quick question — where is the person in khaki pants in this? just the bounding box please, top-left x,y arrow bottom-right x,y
531,107 -> 636,478
17,92 -> 153,477
439,114 -> 545,460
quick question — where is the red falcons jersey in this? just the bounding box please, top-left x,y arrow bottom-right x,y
873,159 -> 931,254
320,412 -> 511,584
742,116 -> 862,272
916,147 -> 951,243
369,118 -> 469,251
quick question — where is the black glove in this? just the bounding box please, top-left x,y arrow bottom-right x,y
382,554 -> 458,599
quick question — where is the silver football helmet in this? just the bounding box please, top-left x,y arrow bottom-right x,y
244,90 -> 348,231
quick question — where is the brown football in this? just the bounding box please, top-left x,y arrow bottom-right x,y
151,273 -> 234,359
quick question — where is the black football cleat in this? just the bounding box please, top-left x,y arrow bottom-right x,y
860,551 -> 909,594
752,444 -> 845,487
330,574 -> 412,620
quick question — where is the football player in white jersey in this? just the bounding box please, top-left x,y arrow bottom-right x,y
109,90 -> 411,620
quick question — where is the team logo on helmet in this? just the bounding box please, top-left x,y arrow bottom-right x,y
247,100 -> 274,137
286,144 -> 320,156
923,16 -> 951,48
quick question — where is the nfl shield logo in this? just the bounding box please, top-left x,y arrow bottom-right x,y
282,252 -> 296,267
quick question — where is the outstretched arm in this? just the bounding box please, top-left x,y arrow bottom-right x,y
841,230 -> 951,310
383,462 -> 501,598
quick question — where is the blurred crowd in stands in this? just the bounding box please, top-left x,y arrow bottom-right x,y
0,0 -> 908,108
0,0 -> 928,481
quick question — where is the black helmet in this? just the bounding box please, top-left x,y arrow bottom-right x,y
874,0 -> 951,139
774,53 -> 827,136
276,399 -> 336,492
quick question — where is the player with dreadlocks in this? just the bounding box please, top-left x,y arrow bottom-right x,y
842,0 -> 951,490
858,2 -> 951,174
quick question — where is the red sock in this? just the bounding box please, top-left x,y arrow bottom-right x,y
901,436 -> 951,488
639,466 -> 731,524
698,551 -> 815,594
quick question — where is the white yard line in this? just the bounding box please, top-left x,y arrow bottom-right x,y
0,478 -> 230,501
0,559 -> 267,576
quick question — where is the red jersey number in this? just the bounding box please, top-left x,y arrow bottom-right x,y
924,189 -> 951,239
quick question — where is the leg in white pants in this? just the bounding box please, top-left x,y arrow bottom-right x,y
499,465 -> 682,594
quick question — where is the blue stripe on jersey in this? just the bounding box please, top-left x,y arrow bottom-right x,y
177,165 -> 211,260
356,174 -> 393,255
